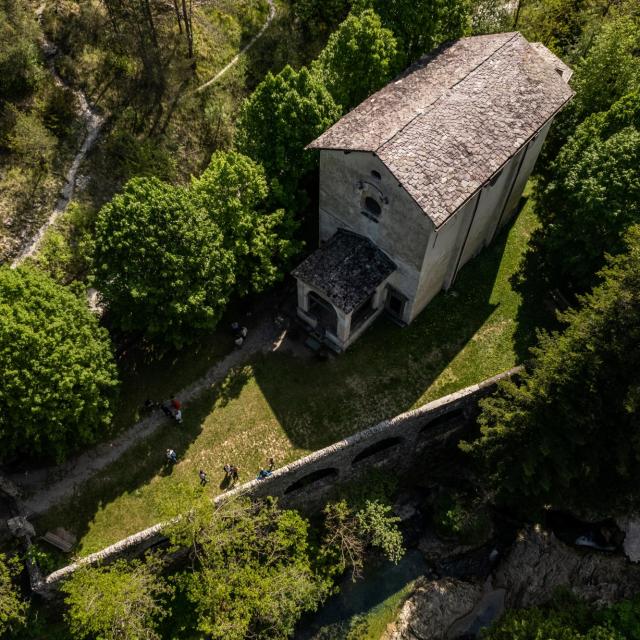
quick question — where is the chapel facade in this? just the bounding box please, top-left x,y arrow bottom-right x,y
292,32 -> 573,351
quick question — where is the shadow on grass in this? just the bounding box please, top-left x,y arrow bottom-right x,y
253,221 -> 515,452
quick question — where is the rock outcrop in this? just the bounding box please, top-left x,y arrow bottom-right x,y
495,525 -> 640,608
617,516 -> 640,563
385,577 -> 483,640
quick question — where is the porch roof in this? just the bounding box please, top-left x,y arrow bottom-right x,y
292,230 -> 396,314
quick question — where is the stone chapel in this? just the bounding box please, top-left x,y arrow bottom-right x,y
292,32 -> 573,351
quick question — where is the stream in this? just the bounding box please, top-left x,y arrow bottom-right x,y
296,550 -> 428,640
11,5 -> 104,268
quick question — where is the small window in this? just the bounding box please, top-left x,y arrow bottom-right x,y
364,196 -> 381,217
371,170 -> 381,181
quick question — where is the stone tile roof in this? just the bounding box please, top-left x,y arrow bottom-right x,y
308,33 -> 574,227
292,230 -> 396,314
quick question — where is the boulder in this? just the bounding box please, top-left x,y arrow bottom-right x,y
7,516 -> 35,538
385,577 -> 483,640
495,525 -> 640,608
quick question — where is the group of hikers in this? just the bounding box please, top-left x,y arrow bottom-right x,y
144,397 -> 182,423
164,449 -> 276,490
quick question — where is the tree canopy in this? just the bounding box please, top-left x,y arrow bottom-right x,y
484,592 -> 640,640
352,0 -> 470,64
462,224 -> 640,515
533,91 -> 640,294
93,176 -> 236,347
191,151 -> 299,297
235,65 -> 340,198
63,558 -> 172,640
171,498 -> 331,640
313,9 -> 400,112
0,266 -> 118,462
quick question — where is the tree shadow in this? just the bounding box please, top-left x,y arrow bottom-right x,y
509,202 -> 564,362
253,222 -> 518,453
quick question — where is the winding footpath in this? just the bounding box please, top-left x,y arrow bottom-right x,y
11,5 -> 105,268
194,0 -> 276,94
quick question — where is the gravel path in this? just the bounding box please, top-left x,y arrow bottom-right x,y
16,314 -> 295,517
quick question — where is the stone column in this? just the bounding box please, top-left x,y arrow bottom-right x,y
297,281 -> 310,312
336,312 -> 352,345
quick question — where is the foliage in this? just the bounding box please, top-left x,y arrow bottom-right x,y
93,176 -> 236,347
534,7 -> 640,180
570,14 -> 640,123
28,202 -> 95,284
235,65 -> 341,198
0,266 -> 119,462
63,557 -> 173,640
432,492 -> 492,545
0,1 -> 42,102
470,0 -> 513,34
191,151 -> 299,296
313,9 -> 400,111
292,0 -> 353,31
170,497 -> 330,640
352,0 -> 471,64
463,225 -> 640,514
533,91 -> 640,294
0,554 -> 26,637
6,107 -> 56,169
483,592 -> 640,640
319,499 -> 404,580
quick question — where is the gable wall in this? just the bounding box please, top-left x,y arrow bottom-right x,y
318,150 -> 434,315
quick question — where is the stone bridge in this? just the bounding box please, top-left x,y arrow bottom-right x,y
33,367 -> 520,595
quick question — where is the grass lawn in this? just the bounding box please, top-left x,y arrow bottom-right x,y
37,194 -> 549,557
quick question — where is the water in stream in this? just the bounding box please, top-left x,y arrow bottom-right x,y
296,550 -> 427,640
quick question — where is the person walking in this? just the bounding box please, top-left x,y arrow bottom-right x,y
166,449 -> 177,464
230,465 -> 239,487
199,469 -> 208,486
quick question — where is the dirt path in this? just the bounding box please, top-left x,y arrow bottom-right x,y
11,5 -> 104,268
194,0 -> 276,94
15,314 -> 304,517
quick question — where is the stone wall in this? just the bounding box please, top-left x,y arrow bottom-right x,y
35,367 -> 519,596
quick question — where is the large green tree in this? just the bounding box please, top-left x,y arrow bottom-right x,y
462,225 -> 640,515
533,91 -> 640,294
0,266 -> 118,462
191,151 -> 299,296
535,9 -> 640,181
313,9 -> 400,111
63,558 -> 172,640
352,0 -> 470,64
171,498 -> 330,640
93,177 -> 235,347
235,65 -> 340,199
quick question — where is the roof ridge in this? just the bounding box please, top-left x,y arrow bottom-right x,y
376,32 -> 521,154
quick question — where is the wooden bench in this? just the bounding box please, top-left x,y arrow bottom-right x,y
42,528 -> 77,553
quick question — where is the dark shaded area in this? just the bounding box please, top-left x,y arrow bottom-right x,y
352,438 -> 403,465
284,468 -> 339,494
254,219 -> 515,452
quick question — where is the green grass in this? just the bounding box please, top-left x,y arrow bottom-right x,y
38,196 -> 547,557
